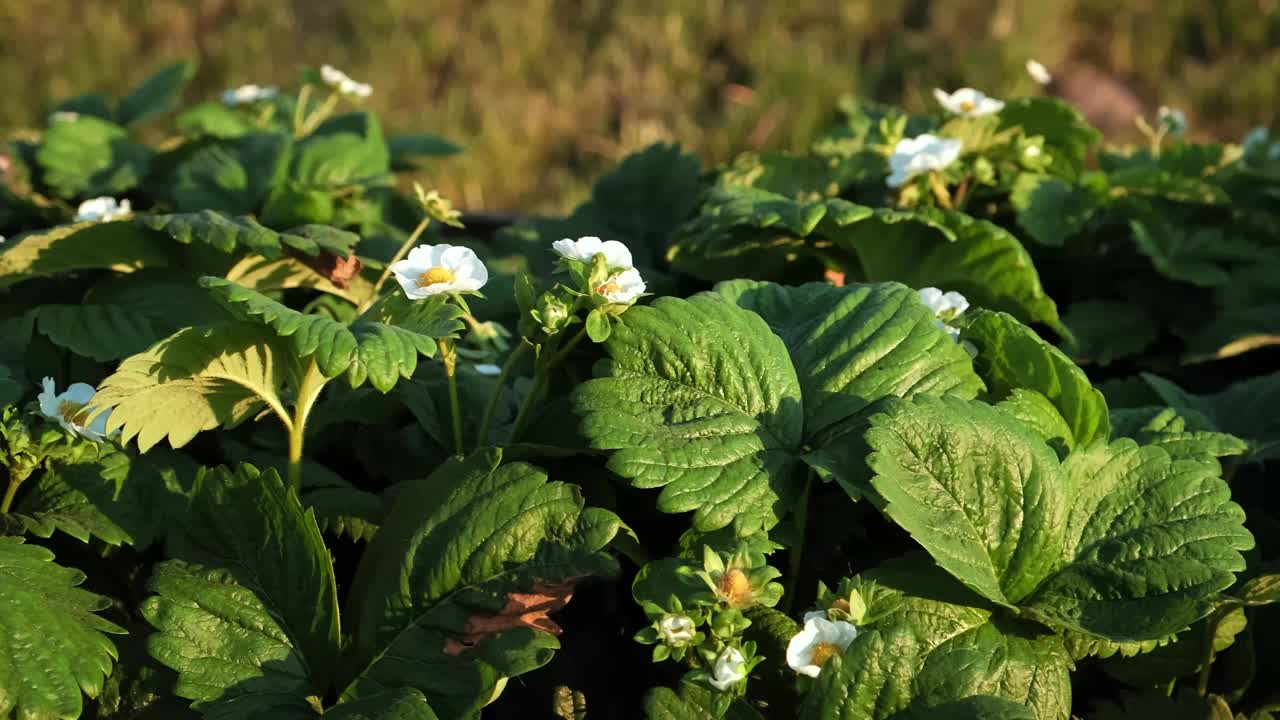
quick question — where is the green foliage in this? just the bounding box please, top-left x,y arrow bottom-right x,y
36,115 -> 153,198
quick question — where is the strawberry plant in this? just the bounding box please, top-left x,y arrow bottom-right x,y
2,62 -> 1279,719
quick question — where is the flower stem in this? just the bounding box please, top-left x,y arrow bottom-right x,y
439,338 -> 465,455
287,359 -> 328,495
785,472 -> 815,612
1196,607 -> 1225,696
292,83 -> 313,136
298,92 -> 341,136
927,171 -> 954,210
506,326 -> 589,444
362,217 -> 432,312
476,342 -> 529,446
1,467 -> 32,514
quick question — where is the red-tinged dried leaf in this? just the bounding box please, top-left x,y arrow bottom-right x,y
296,251 -> 363,289
824,268 -> 846,287
443,581 -> 577,656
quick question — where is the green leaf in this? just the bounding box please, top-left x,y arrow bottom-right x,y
1024,439 -> 1254,641
342,449 -> 622,718
0,537 -> 125,720
8,449 -> 156,546
1061,301 -> 1157,366
0,221 -> 171,287
388,134 -> 461,170
0,363 -> 20,406
1130,218 -> 1270,288
893,696 -> 1035,720
995,389 -> 1074,457
713,280 -> 984,444
1182,304 -> 1280,363
585,308 -> 611,342
33,303 -> 165,361
574,294 -> 804,533
962,309 -> 1110,448
163,132 -> 292,214
36,115 -> 153,198
1109,407 -> 1247,470
117,60 -> 197,127
261,184 -> 336,228
292,112 -> 390,188
1140,371 -> 1280,462
141,463 -> 340,717
326,689 -> 439,719
997,97 -> 1101,177
866,395 -> 1066,606
90,322 -> 294,451
302,486 -> 383,542
1010,174 -> 1100,247
717,150 -> 878,201
644,683 -> 758,720
138,211 -> 289,258
201,277 -> 463,391
175,101 -> 257,139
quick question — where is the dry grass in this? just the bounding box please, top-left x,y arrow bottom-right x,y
2,0 -> 1278,212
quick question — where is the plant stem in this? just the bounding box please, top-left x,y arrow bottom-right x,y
785,472 -> 814,611
292,83 -> 312,136
287,359 -> 328,495
298,92 -> 341,136
506,326 -> 590,444
1,467 -> 32,514
476,342 -> 529,446
927,171 -> 954,209
1196,607 -> 1224,696
439,338 -> 465,455
362,216 -> 432,312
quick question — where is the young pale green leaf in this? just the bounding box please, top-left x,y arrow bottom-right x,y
962,310 -> 1110,448
0,221 -> 171,287
141,463 -> 340,716
574,294 -> 804,533
713,280 -> 984,444
91,322 -> 294,451
866,395 -> 1067,606
342,449 -> 622,718
1024,439 -> 1254,641
117,59 -> 197,127
176,101 -> 256,139
32,303 -> 165,361
201,277 -> 462,392
0,537 -> 125,720
36,115 -> 153,198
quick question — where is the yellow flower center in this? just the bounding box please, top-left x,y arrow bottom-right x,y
58,400 -> 88,425
595,280 -> 622,297
959,99 -> 975,112
810,642 -> 841,668
716,569 -> 753,606
417,266 -> 455,288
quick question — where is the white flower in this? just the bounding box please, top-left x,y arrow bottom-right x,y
932,88 -> 1005,117
918,286 -> 970,343
1024,145 -> 1042,159
887,134 -> 963,188
320,64 -> 372,99
38,377 -> 111,442
474,363 -> 502,376
552,236 -> 634,270
1026,59 -> 1053,86
74,197 -> 131,223
1158,106 -> 1187,136
594,268 -> 646,305
222,84 -> 278,106
390,244 -> 488,299
708,647 -> 747,691
658,614 -> 696,646
786,612 -> 858,678
50,111 -> 81,123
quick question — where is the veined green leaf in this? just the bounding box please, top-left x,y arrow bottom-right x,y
1140,371 -> 1280,462
292,112 -> 390,188
33,303 -> 165,361
201,277 -> 462,392
0,221 -> 171,287
714,280 -> 984,444
162,132 -> 292,214
342,449 -> 622,718
962,309 -> 1110,448
326,689 -> 439,719
36,115 -> 153,198
574,294 -> 804,533
7,448 -> 155,546
141,464 -> 340,717
866,395 -> 1066,606
995,389 -> 1075,457
138,211 -> 289,258
1024,438 -> 1253,641
91,322 -> 294,451
0,537 -> 125,720
997,97 -> 1101,177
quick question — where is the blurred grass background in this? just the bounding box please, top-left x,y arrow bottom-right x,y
2,0 -> 1278,212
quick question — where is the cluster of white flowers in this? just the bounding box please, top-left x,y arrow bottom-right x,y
222,84 -> 278,107
786,611 -> 859,678
933,87 -> 1004,117
552,235 -> 647,305
887,134 -> 963,188
1158,105 -> 1187,136
320,64 -> 372,99
1026,59 -> 1053,86
74,197 -> 131,223
38,378 -> 112,442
